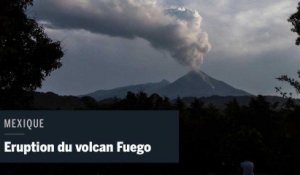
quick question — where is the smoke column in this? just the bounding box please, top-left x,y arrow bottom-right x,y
34,0 -> 211,69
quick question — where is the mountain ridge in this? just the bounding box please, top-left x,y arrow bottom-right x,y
86,79 -> 170,100
85,71 -> 251,100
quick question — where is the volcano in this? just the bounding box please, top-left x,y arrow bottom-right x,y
85,71 -> 251,100
156,71 -> 250,98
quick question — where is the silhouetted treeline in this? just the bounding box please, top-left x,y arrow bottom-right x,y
1,91 -> 300,175
45,91 -> 300,174
82,91 -> 299,174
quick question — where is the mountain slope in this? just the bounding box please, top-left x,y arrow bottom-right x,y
85,80 -> 170,100
157,71 -> 251,98
85,71 -> 251,100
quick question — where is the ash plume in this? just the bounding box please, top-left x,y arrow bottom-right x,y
34,0 -> 211,69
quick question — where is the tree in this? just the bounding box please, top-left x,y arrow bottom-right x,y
288,2 -> 300,45
0,0 -> 63,108
276,71 -> 300,96
81,96 -> 99,109
175,97 -> 185,110
276,3 -> 300,98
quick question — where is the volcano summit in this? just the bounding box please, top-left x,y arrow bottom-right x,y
85,71 -> 251,100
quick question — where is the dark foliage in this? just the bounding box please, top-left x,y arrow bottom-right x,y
2,91 -> 300,174
289,2 -> 300,45
97,92 -> 300,174
280,2 -> 300,101
276,71 -> 300,98
0,0 -> 63,109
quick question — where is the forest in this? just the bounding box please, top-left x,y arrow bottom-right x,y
88,92 -> 300,174
2,91 -> 300,174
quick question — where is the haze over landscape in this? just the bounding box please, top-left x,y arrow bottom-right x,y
31,0 -> 300,97
86,71 -> 251,100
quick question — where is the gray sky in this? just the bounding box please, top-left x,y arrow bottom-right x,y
30,0 -> 300,96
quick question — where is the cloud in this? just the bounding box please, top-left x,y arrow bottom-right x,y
32,0 -> 211,69
179,0 -> 297,57
34,0 -> 300,96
